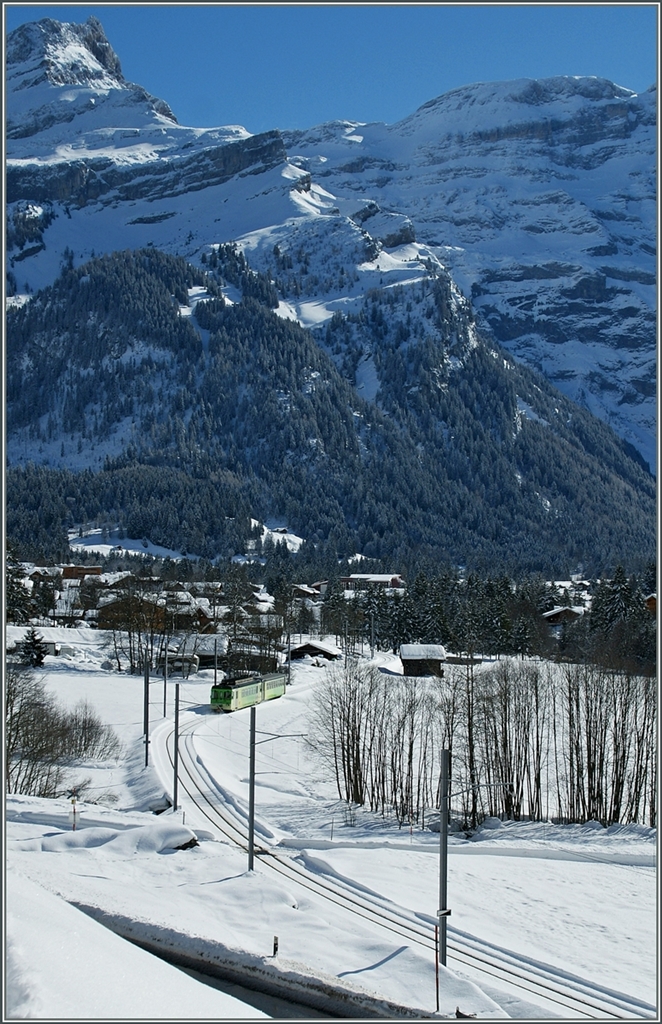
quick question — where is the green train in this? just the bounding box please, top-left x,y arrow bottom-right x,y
210,672 -> 287,712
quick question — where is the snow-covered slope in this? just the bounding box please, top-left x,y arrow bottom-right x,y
5,646 -> 658,1019
5,17 -> 657,471
6,16 -> 177,142
6,16 -> 291,239
281,77 -> 657,470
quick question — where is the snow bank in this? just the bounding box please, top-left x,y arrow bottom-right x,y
13,820 -> 198,855
6,867 -> 268,1019
67,902 -> 503,1019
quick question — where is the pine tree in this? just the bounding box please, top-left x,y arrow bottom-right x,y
17,627 -> 49,668
512,616 -> 533,657
6,547 -> 30,623
604,565 -> 632,625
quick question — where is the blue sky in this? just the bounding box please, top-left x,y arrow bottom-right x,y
4,4 -> 658,133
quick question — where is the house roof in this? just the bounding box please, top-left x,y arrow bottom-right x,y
399,644 -> 447,660
344,574 -> 403,583
542,606 -> 584,619
290,639 -> 341,658
179,634 -> 228,656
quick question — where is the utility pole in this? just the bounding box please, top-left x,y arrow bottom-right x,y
248,704 -> 256,870
438,748 -> 451,968
246,717 -> 304,874
173,682 -> 180,811
143,651 -> 150,767
163,645 -> 168,717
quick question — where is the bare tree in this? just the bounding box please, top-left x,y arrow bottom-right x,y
6,665 -> 122,797
308,656 -> 656,830
6,665 -> 65,796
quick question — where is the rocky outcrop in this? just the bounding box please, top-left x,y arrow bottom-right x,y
7,131 -> 287,205
6,16 -> 177,140
4,17 -> 656,471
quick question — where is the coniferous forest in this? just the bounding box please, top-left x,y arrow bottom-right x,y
6,246 -> 656,577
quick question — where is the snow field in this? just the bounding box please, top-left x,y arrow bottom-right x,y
5,638 -> 658,1018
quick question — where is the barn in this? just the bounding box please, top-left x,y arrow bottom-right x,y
399,644 -> 447,677
289,639 -> 340,661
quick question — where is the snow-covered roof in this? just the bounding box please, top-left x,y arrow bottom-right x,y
6,624 -> 102,647
179,634 -> 228,656
542,606 -> 584,619
290,639 -> 341,658
399,644 -> 447,660
346,574 -> 403,582
98,571 -> 134,586
293,584 -> 320,597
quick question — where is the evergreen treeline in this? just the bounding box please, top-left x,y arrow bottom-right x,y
319,563 -> 656,673
6,247 -> 656,575
6,517 -> 655,673
5,462 -> 260,563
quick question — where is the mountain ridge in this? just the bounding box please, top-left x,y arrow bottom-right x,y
5,246 -> 655,575
4,16 -> 657,574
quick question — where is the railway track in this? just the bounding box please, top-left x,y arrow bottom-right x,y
154,714 -> 655,1022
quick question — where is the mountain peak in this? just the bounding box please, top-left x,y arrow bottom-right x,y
7,16 -> 124,88
505,74 -> 637,104
402,74 -> 639,130
6,16 -> 177,141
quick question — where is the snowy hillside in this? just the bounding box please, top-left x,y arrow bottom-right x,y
280,77 -> 657,470
5,17 -> 657,471
6,246 -> 656,574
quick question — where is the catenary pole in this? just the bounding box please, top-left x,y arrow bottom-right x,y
163,645 -> 168,716
143,651 -> 150,767
248,705 -> 256,870
439,748 -> 450,966
173,682 -> 180,811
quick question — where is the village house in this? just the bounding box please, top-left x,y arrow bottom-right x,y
96,590 -> 166,632
399,643 -> 447,677
175,633 -> 228,670
61,565 -> 103,580
289,639 -> 341,662
28,566 -> 61,583
341,574 -> 405,592
292,583 -> 322,602
542,606 -> 585,641
542,606 -> 585,627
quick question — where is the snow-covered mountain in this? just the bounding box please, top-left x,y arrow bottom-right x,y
280,77 -> 657,470
5,16 -> 657,472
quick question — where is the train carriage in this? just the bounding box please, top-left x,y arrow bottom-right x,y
210,672 -> 287,712
262,672 -> 288,701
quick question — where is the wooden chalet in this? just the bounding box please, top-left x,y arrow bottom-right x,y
289,639 -> 340,661
341,574 -> 405,592
542,606 -> 584,627
61,565 -> 103,580
399,643 -> 447,677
